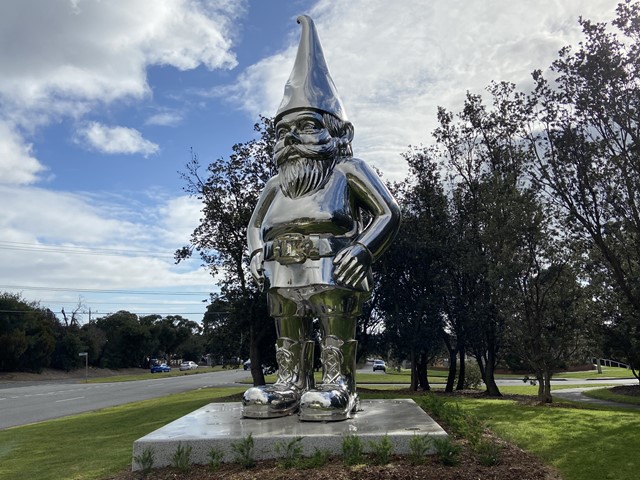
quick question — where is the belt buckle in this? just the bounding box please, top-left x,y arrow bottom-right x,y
273,234 -> 320,264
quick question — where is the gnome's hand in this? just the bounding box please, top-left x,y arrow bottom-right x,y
333,243 -> 373,289
250,251 -> 265,288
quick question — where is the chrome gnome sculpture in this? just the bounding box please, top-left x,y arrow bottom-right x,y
243,15 -> 400,421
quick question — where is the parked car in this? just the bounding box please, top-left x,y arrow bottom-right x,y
373,360 -> 386,372
243,360 -> 276,375
179,361 -> 198,371
150,363 -> 171,373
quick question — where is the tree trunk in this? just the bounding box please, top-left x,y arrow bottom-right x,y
456,343 -> 466,390
538,370 -> 553,403
416,352 -> 430,391
443,335 -> 457,393
484,351 -> 501,396
249,324 -> 265,386
410,351 -> 418,391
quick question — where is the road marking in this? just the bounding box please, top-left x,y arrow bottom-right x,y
55,396 -> 85,403
0,398 -> 6,401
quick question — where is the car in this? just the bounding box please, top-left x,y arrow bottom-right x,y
179,361 -> 198,371
372,360 -> 386,372
150,363 -> 171,373
243,360 -> 276,375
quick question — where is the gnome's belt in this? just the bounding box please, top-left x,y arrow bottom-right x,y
264,234 -> 350,265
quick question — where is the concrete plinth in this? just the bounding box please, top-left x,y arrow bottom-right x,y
132,399 -> 447,470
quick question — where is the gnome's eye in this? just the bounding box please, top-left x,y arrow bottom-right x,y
300,121 -> 319,133
276,127 -> 289,139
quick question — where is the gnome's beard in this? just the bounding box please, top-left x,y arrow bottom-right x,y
275,141 -> 338,198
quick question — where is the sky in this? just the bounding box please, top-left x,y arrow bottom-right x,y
0,0 -> 621,324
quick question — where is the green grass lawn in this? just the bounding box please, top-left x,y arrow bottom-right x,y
0,387 -> 243,480
555,366 -> 637,380
2,383 -> 638,480
583,387 -> 640,406
457,398 -> 640,480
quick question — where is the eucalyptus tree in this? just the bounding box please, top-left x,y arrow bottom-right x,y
175,117 -> 276,385
527,0 -> 640,378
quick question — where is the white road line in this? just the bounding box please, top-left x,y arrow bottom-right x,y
0,398 -> 6,401
55,396 -> 85,403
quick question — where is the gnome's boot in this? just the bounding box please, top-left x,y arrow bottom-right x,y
242,338 -> 314,418
299,335 -> 359,421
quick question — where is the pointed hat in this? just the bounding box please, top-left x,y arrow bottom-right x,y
275,15 -> 347,123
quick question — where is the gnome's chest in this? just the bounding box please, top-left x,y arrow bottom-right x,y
261,172 -> 359,241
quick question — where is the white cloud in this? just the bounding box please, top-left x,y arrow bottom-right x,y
0,0 -> 242,109
0,0 -> 245,184
226,0 -> 619,180
0,184 -> 214,319
0,121 -> 47,185
145,111 -> 184,127
76,122 -> 160,156
158,195 -> 204,245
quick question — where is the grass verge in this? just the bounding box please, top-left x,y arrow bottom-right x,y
583,387 -> 640,406
2,384 -> 639,480
555,366 -> 636,380
86,366 -> 228,383
456,397 -> 640,480
0,387 -> 243,480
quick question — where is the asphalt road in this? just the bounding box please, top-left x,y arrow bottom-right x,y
0,369 -> 248,430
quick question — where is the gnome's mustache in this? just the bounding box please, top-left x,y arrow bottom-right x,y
274,139 -> 338,167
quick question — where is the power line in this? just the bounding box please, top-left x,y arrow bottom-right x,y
0,240 -> 176,259
0,285 -> 211,295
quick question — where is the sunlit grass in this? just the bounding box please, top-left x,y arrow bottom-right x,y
456,398 -> 640,480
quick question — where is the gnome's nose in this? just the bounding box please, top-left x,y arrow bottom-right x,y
284,131 -> 300,146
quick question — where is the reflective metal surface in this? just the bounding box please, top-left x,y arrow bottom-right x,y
243,15 -> 400,421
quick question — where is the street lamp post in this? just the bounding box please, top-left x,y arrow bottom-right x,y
78,352 -> 88,383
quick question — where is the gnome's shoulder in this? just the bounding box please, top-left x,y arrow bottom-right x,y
335,157 -> 381,179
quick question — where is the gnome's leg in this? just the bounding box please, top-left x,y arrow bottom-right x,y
300,290 -> 361,422
242,315 -> 314,418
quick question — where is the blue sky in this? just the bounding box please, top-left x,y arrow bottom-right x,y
0,0 -> 619,323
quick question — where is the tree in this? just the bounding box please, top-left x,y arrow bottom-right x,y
95,311 -> 153,368
528,0 -> 640,379
0,293 -> 57,372
176,117 -> 276,385
430,84 -> 539,396
377,151 -> 450,390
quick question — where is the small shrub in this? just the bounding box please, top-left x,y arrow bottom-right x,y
133,447 -> 155,476
462,362 -> 483,389
298,448 -> 331,469
433,437 -> 461,466
408,434 -> 432,465
208,447 -> 224,471
459,413 -> 484,446
475,439 -> 502,466
274,436 -> 304,469
171,442 -> 192,472
342,433 -> 363,466
231,433 -> 255,469
368,435 -> 394,465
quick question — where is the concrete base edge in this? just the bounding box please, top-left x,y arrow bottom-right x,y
132,399 -> 447,470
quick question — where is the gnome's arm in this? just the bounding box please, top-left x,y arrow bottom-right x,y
333,159 -> 401,288
247,177 -> 279,285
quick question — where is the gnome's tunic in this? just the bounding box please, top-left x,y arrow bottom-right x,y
248,157 -> 398,294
